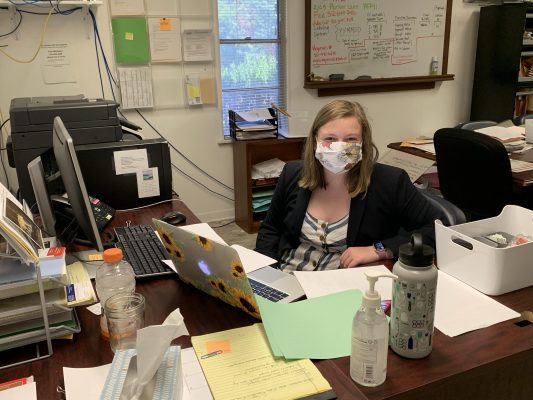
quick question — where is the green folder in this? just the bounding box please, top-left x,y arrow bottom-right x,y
112,18 -> 150,64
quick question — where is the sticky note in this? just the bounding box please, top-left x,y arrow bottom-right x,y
160,18 -> 171,31
125,32 -> 134,41
207,340 -> 231,354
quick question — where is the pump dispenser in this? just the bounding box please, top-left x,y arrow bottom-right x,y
350,271 -> 397,387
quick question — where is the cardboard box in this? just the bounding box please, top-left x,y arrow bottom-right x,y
435,205 -> 533,295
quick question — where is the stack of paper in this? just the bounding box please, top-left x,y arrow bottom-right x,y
231,108 -> 278,140
191,323 -> 334,400
251,158 -> 286,179
251,188 -> 274,214
256,289 -> 362,359
476,125 -> 525,143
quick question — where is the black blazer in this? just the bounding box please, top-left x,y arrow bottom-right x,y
255,160 -> 444,262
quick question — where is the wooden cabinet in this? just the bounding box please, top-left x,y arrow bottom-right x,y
470,3 -> 532,122
232,137 -> 306,234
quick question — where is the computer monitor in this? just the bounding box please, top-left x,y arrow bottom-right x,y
27,156 -> 57,237
52,116 -> 104,251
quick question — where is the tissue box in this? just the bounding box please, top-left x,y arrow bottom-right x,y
435,205 -> 533,295
100,346 -> 182,400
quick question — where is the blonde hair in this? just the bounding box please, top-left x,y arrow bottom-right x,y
299,100 -> 378,197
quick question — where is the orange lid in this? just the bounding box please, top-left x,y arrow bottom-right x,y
103,248 -> 123,263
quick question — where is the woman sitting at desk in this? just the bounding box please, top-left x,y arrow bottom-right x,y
255,100 -> 444,271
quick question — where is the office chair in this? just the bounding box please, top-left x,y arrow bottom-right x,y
454,121 -> 497,130
434,128 -> 515,221
512,114 -> 533,126
418,189 -> 467,226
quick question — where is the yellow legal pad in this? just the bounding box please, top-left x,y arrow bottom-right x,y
191,323 -> 332,400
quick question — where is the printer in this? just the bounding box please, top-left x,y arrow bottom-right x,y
7,95 -> 123,205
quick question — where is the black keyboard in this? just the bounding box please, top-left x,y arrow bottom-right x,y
114,225 -> 173,278
249,278 -> 289,302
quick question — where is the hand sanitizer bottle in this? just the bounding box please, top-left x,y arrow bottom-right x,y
350,271 -> 397,387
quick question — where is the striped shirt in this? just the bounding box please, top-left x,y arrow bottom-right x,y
279,212 -> 348,272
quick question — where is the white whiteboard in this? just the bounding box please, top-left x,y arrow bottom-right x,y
309,0 -> 448,79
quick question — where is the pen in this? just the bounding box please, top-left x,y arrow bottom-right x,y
271,103 -> 292,118
201,350 -> 223,359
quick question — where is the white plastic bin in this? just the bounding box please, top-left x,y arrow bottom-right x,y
435,205 -> 533,295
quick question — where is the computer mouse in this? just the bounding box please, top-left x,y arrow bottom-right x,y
161,210 -> 186,225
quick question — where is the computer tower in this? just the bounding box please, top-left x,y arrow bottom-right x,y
75,138 -> 172,209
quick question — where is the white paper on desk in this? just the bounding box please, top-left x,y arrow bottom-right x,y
434,271 -> 520,337
0,381 -> 36,400
379,149 -> 435,182
63,348 -> 211,400
64,364 -> 111,400
294,265 -> 393,300
180,223 -> 226,244
231,245 -> 277,273
510,159 -> 533,172
476,125 -> 525,142
410,143 -> 436,155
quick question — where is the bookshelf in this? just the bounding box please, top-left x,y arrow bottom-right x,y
232,137 -> 306,234
470,3 -> 533,122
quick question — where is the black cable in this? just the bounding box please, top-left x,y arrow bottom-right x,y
0,118 -> 10,188
135,110 -> 235,192
0,8 -> 22,38
88,9 -> 118,102
93,16 -> 105,99
171,163 -> 234,201
18,7 -> 81,16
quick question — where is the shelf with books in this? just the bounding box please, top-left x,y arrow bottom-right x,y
233,137 -> 306,233
0,181 -> 82,369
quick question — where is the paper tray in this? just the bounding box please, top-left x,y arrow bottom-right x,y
435,205 -> 533,295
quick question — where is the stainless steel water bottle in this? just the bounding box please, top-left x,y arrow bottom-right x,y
389,233 -> 437,358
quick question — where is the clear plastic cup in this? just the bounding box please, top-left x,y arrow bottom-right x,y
104,292 -> 145,352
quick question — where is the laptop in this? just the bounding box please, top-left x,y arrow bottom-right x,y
152,220 -> 305,318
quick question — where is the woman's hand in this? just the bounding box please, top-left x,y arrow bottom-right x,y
339,246 -> 378,268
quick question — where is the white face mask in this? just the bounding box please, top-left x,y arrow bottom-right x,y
315,141 -> 363,174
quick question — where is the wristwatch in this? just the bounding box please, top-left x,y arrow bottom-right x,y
374,242 -> 389,260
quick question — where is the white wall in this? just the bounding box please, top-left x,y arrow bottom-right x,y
0,0 -> 480,222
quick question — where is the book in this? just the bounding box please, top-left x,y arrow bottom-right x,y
0,182 -> 41,264
0,376 -> 34,392
65,261 -> 97,307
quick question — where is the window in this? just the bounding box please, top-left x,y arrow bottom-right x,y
217,0 -> 287,137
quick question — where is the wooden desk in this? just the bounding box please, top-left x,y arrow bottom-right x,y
388,142 -> 533,187
2,199 -> 533,399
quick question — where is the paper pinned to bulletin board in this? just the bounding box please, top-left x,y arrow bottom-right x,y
111,18 -> 150,64
185,74 -> 216,106
148,17 -> 182,62
109,0 -> 145,16
182,30 -> 213,61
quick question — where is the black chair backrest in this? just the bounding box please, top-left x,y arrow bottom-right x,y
418,189 -> 467,226
434,128 -> 513,220
455,121 -> 497,130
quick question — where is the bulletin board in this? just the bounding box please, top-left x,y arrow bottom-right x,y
304,0 -> 454,96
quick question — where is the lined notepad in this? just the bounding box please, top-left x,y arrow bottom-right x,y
191,323 -> 332,400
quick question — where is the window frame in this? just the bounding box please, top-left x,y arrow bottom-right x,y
217,0 -> 287,138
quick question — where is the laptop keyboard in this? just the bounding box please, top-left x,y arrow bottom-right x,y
114,225 -> 173,278
249,278 -> 289,302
